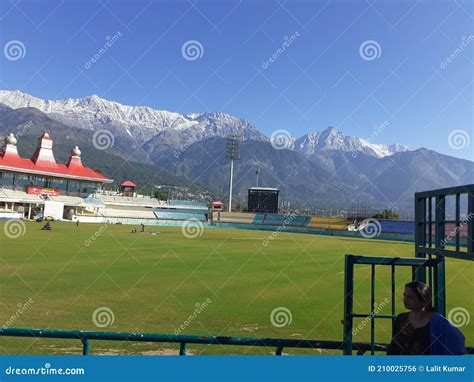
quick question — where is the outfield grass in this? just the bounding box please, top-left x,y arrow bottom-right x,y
0,221 -> 472,355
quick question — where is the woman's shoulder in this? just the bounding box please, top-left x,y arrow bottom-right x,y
429,312 -> 446,324
429,311 -> 462,330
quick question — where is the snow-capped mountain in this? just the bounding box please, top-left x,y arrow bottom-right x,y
0,90 -> 410,161
293,127 -> 410,158
0,90 -> 267,149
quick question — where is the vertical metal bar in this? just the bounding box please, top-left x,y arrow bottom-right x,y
275,346 -> 283,355
179,342 -> 186,356
391,265 -> 396,356
81,338 -> 90,355
415,195 -> 424,255
414,195 -> 426,282
424,197 -> 428,247
468,191 -> 474,254
428,197 -> 432,248
343,255 -> 355,355
455,193 -> 460,251
435,195 -> 445,248
434,195 -> 446,315
370,264 -> 375,356
428,254 -> 433,293
228,159 -> 234,212
391,265 -> 395,334
434,257 -> 446,315
390,265 -> 395,305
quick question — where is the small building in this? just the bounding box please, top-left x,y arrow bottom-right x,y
120,180 -> 137,197
209,201 -> 224,212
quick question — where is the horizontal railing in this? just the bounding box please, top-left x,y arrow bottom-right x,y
2,328 -> 471,355
0,328 -> 390,356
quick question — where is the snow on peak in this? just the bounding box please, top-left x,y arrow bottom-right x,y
0,91 -> 409,158
294,127 -> 410,158
0,90 -> 267,144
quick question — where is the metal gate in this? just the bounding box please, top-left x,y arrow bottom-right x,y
343,185 -> 473,355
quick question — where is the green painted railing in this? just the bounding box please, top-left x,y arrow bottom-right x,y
0,328 -> 389,355
1,327 -> 472,355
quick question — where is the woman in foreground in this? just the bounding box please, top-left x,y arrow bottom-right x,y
389,281 -> 466,355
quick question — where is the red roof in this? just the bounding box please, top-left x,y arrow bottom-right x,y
0,133 -> 112,183
0,155 -> 112,182
121,180 -> 137,187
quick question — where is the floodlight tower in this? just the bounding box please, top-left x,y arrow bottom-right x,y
226,135 -> 241,212
255,168 -> 260,187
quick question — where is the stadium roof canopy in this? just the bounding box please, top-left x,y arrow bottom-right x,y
0,132 -> 113,183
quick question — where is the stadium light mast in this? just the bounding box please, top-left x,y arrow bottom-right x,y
226,135 -> 241,212
255,168 -> 260,187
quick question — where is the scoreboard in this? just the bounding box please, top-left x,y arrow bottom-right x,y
248,187 -> 279,213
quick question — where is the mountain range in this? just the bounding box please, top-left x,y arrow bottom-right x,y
0,90 -> 472,216
0,90 -> 409,160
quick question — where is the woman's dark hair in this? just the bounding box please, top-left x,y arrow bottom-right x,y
405,281 -> 435,312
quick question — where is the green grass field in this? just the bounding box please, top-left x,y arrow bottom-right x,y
0,221 -> 472,355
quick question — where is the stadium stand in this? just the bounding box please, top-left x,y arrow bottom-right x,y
52,194 -> 89,205
153,200 -> 209,222
378,220 -> 414,234
444,222 -> 469,237
252,213 -> 311,227
83,195 -> 105,206
0,189 -> 43,202
307,216 -> 351,230
100,194 -> 164,207
102,207 -> 156,219
219,212 -> 256,224
168,200 -> 208,208
153,211 -> 207,221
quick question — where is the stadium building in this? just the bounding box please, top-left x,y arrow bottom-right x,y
0,132 -> 114,220
0,132 -> 213,224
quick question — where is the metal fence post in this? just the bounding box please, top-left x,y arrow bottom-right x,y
414,194 -> 427,282
343,255 -> 355,355
82,338 -> 91,355
434,195 -> 446,315
370,265 -> 375,355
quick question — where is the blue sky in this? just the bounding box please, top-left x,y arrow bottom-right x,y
0,0 -> 472,160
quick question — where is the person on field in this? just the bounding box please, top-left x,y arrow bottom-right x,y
389,281 -> 466,355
